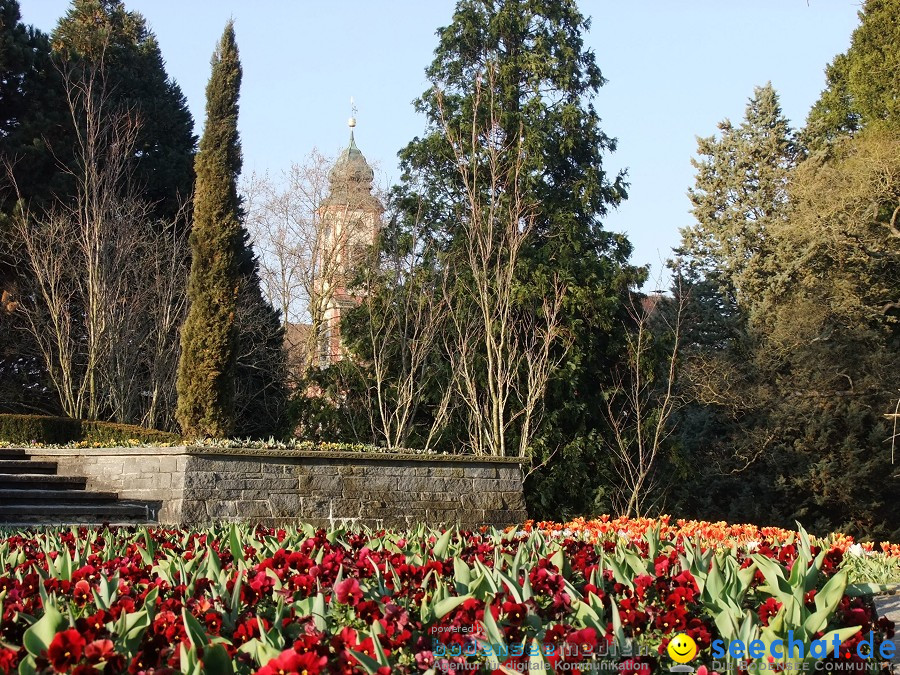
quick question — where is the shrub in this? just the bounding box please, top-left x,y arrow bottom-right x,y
78,421 -> 180,445
0,414 -> 179,445
0,414 -> 80,444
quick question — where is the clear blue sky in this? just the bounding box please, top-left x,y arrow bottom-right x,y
22,0 -> 862,285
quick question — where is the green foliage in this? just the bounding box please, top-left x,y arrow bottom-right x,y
233,227 -> 290,440
804,0 -> 900,150
1,0 -> 196,420
0,1 -> 64,415
842,551 -> 900,586
344,0 -> 643,514
672,76 -> 900,538
176,22 -> 243,438
0,0 -> 62,214
290,361 -> 378,446
677,83 -> 797,305
77,420 -> 179,445
0,413 -> 178,445
0,413 -> 78,444
51,0 -> 196,222
174,23 -> 287,440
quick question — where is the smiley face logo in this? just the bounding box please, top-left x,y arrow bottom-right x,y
667,633 -> 698,664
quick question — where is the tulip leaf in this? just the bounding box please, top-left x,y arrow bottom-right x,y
550,548 -> 565,573
228,524 -> 244,565
17,654 -> 37,675
22,603 -> 65,657
845,582 -> 896,597
182,607 -> 209,649
433,529 -> 453,560
481,601 -> 507,654
528,637 -> 549,670
312,591 -> 327,631
202,643 -> 235,675
810,626 -> 861,661
348,649 -> 381,674
453,557 -> 472,594
434,594 -> 472,619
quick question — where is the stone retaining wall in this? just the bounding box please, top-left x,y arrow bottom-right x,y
27,447 -> 527,528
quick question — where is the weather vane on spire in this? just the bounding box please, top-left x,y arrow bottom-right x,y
349,96 -> 357,130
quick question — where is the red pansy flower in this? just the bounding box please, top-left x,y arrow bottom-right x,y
48,629 -> 86,673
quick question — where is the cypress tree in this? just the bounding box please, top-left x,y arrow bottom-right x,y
176,22 -> 242,438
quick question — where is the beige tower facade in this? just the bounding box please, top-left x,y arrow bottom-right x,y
315,120 -> 382,366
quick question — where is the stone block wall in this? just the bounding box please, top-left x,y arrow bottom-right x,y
28,447 -> 527,529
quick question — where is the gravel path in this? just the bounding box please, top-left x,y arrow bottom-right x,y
875,593 -> 899,673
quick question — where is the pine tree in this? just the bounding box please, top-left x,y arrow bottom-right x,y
669,84 -> 798,526
672,83 -> 900,538
678,83 -> 797,308
176,22 -> 242,438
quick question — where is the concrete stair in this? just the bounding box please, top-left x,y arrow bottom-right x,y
0,451 -> 159,526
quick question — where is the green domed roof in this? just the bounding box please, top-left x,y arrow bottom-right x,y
329,131 -> 375,186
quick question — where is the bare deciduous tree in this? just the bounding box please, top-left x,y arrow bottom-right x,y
243,152 -> 330,327
438,65 -> 569,458
243,150 -> 366,375
7,53 -> 188,428
352,204 -> 453,451
603,288 -> 685,517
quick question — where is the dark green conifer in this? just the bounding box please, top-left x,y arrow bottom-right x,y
233,226 -> 290,439
176,22 -> 242,438
385,0 -> 644,516
52,0 -> 196,222
804,0 -> 900,149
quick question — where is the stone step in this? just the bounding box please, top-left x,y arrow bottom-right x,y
0,460 -> 57,474
0,489 -> 119,504
0,448 -> 28,459
0,474 -> 87,490
0,502 -> 157,526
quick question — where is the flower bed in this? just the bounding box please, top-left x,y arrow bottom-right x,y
0,520 -> 896,674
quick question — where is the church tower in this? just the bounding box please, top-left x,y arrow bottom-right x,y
314,111 -> 382,366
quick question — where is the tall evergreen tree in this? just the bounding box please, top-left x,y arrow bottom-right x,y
176,22 -> 243,438
804,0 -> 900,150
673,83 -> 900,538
669,84 -> 798,525
678,83 -> 797,308
176,22 -> 288,439
52,0 -> 196,222
373,0 -> 642,517
0,0 -> 61,413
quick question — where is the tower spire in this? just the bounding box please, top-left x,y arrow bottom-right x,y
348,96 -> 357,142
